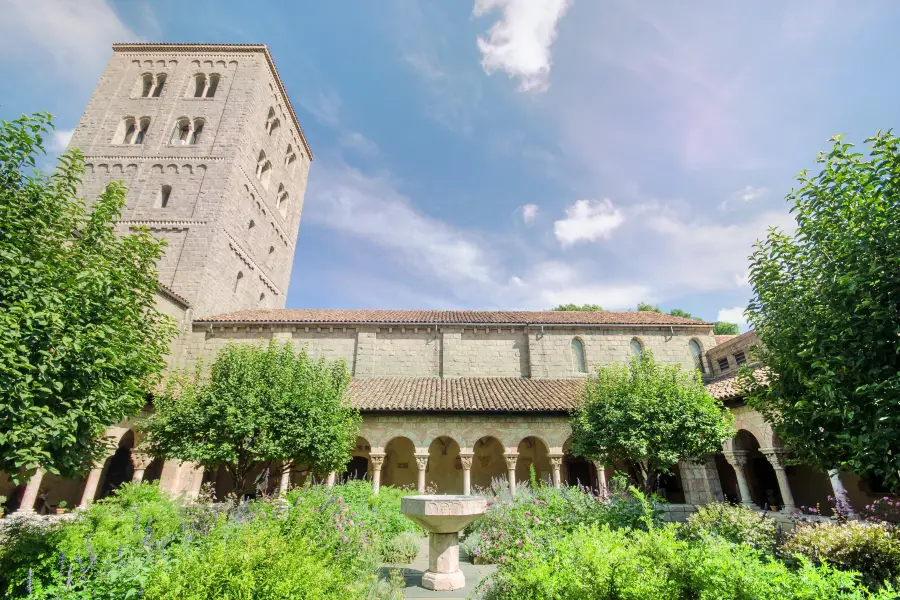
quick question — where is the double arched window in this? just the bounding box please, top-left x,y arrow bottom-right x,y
689,339 -> 705,374
191,73 -> 220,98
169,118 -> 205,145
276,184 -> 289,215
285,144 -> 297,168
265,107 -> 280,135
136,73 -> 166,98
114,117 -> 150,145
571,338 -> 587,373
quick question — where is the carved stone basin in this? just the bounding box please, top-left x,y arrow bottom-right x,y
401,495 -> 487,591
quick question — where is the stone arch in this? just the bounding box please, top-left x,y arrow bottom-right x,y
560,437 -> 605,489
151,164 -> 163,174
733,429 -> 781,508
143,458 -> 165,484
427,436 -> 462,494
516,435 -> 552,488
630,336 -> 645,358
98,430 -> 136,499
689,338 -> 706,374
470,435 -> 506,492
344,436 -> 371,481
382,436 -> 417,490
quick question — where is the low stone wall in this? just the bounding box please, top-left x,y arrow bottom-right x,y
658,503 -> 700,523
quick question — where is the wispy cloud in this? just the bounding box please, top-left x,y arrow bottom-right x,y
521,203 -> 539,224
50,129 -> 74,153
717,306 -> 748,327
719,185 -> 769,211
473,0 -> 571,92
554,199 -> 624,247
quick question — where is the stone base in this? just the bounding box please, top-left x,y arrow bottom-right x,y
422,569 -> 465,591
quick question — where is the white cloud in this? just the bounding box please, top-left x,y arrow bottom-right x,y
521,203 -> 539,224
473,0 -> 571,92
50,129 -> 74,153
340,131 -> 380,156
720,185 -> 770,211
734,270 -> 750,287
0,0 -> 135,78
717,306 -> 748,326
554,199 -> 624,247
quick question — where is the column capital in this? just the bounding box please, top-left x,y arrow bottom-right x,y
549,454 -> 564,469
760,448 -> 789,469
414,454 -> 429,471
132,452 -> 154,471
369,454 -> 386,469
459,453 -> 474,470
504,453 -> 518,470
722,450 -> 750,469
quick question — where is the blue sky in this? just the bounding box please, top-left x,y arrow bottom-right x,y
3,1 -> 899,327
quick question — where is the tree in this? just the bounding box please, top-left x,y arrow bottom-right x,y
713,322 -> 740,335
636,302 -> 662,313
571,352 -> 734,494
743,132 -> 900,491
668,308 -> 696,319
140,341 -> 359,496
0,113 -> 177,483
551,303 -> 603,311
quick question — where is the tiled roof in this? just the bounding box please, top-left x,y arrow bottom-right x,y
705,368 -> 767,401
198,309 -> 712,327
348,377 -> 585,412
111,43 -> 313,160
714,334 -> 739,346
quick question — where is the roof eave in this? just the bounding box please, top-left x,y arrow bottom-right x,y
194,319 -> 713,328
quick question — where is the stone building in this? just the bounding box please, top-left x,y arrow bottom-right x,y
1,43 -> 890,517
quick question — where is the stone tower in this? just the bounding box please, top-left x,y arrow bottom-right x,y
67,43 -> 312,317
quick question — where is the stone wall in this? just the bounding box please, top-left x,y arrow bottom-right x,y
707,331 -> 761,377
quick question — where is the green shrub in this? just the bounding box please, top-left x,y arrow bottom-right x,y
381,531 -> 420,564
481,524 -> 893,600
681,502 -> 779,552
785,521 -> 900,591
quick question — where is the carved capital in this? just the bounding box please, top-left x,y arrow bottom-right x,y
132,452 -> 154,471
549,455 -> 563,469
723,450 -> 750,469
591,460 -> 606,473
504,453 -> 518,470
414,454 -> 429,471
459,453 -> 474,470
369,454 -> 385,470
760,448 -> 789,470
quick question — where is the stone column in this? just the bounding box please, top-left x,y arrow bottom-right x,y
504,453 -> 518,494
761,449 -> 796,511
326,472 -> 336,488
592,461 -> 607,494
723,451 -> 757,508
78,464 -> 105,509
459,454 -> 474,496
549,455 -> 563,489
424,532 -> 465,590
828,469 -> 857,518
15,468 -> 45,514
131,452 -> 153,483
415,454 -> 429,494
278,463 -> 292,495
370,454 -> 385,495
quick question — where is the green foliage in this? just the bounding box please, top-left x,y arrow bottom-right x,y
0,113 -> 177,482
482,524 -> 891,600
785,521 -> 900,590
571,352 -> 735,493
462,479 -> 661,564
381,532 -> 420,564
744,132 -> 900,490
141,341 -> 359,496
681,502 -> 779,552
551,303 -> 603,311
713,321 -> 741,335
636,302 -> 662,313
0,482 -> 408,600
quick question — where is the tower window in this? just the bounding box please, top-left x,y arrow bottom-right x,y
193,73 -> 207,98
114,117 -> 150,145
123,118 -> 136,144
190,119 -> 205,144
248,219 -> 256,229
233,271 -> 244,294
140,73 -> 153,97
152,73 -> 166,97
206,74 -> 220,98
256,151 -> 272,189
276,184 -> 289,215
259,293 -> 266,303
285,144 -> 297,168
170,118 -> 204,145
158,185 -> 172,208
571,338 -> 587,373
134,118 -> 150,144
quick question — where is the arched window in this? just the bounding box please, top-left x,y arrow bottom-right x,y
233,271 -> 244,294
206,74 -> 220,97
171,117 -> 191,144
120,118 -> 137,144
276,184 -> 288,213
259,293 -> 266,303
193,73 -> 207,98
265,107 -> 275,132
248,219 -> 256,229
571,338 -> 587,373
255,151 -> 267,177
630,338 -> 643,358
152,73 -> 167,97
190,119 -> 204,144
158,185 -> 171,208
140,73 -> 153,97
268,245 -> 275,255
268,118 -> 280,136
285,144 -> 296,167
134,118 -> 150,144
689,340 -> 705,374
256,151 -> 272,189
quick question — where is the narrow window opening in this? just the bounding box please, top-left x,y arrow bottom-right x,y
140,73 -> 153,97
259,293 -> 266,303
122,119 -> 136,144
206,74 -> 220,98
734,352 -> 747,366
689,340 -> 705,374
152,73 -> 166,97
717,357 -> 730,372
159,185 -> 172,208
248,219 -> 256,229
193,73 -> 207,98
571,338 -> 587,373
134,118 -> 150,144
190,119 -> 204,144
233,271 -> 244,294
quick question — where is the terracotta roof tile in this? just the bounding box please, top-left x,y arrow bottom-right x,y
198,308 -> 712,326
705,368 -> 767,401
714,334 -> 739,346
348,377 -> 585,412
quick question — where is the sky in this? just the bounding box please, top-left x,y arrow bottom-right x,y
2,0 -> 899,329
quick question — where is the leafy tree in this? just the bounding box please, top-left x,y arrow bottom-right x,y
713,322 -> 740,335
668,308 -> 695,319
0,113 -> 177,483
571,352 -> 734,494
551,303 -> 603,312
636,302 -> 662,313
141,341 -> 359,496
743,132 -> 900,491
